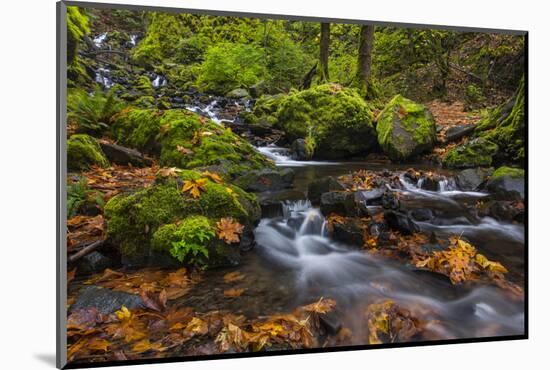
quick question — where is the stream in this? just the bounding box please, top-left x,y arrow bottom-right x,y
85,46 -> 525,342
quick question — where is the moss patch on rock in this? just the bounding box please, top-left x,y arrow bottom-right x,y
104,169 -> 260,266
443,138 -> 498,168
67,134 -> 109,171
111,108 -> 272,177
475,76 -> 525,165
277,84 -> 376,159
491,166 -> 524,179
376,94 -> 437,161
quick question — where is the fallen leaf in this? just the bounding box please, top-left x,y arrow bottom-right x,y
182,178 -> 208,198
217,217 -> 244,244
223,271 -> 245,283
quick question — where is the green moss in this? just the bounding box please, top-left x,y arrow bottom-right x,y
104,170 -> 260,263
67,134 -> 109,171
376,94 -> 436,161
66,6 -> 89,66
111,108 -> 161,153
136,76 -> 154,95
277,84 -> 376,158
131,12 -> 187,66
443,138 -> 498,168
243,94 -> 284,126
491,166 -> 524,179
474,76 -> 524,164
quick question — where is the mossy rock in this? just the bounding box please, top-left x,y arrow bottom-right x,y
376,95 -> 437,161
277,84 -> 376,159
443,138 -> 498,168
243,94 -> 285,126
104,169 -> 260,266
491,166 -> 525,179
67,134 -> 109,171
111,108 -> 273,177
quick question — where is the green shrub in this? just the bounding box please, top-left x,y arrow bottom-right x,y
197,42 -> 267,94
67,87 -> 124,135
152,216 -> 215,265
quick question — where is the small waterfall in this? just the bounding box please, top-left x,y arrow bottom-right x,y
152,74 -> 167,88
95,68 -> 114,89
255,145 -> 340,167
93,32 -> 107,48
129,34 -> 138,46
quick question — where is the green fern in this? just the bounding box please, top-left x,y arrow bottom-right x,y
68,87 -> 124,135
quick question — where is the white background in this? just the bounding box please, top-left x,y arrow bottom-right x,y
0,0 -> 545,368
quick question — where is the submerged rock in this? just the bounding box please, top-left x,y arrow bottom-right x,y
70,286 -> 143,315
256,190 -> 306,218
376,95 -> 437,161
235,168 -> 295,193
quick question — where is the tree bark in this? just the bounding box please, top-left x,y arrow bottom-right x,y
320,23 -> 331,81
356,25 -> 375,93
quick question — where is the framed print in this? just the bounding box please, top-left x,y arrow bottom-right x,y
57,1 -> 527,368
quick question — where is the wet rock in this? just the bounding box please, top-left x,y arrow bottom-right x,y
477,200 -> 524,223
410,208 -> 434,222
70,285 -> 143,315
418,176 -> 440,191
308,177 -> 345,205
290,139 -> 310,160
99,142 -> 152,167
319,311 -> 342,335
226,88 -> 250,99
382,191 -> 400,210
320,191 -> 356,217
76,251 -> 114,275
455,168 -> 492,191
486,167 -> 525,200
384,210 -> 419,234
330,218 -> 364,247
256,190 -> 306,218
235,168 -> 295,192
444,124 -> 475,143
355,188 -> 385,216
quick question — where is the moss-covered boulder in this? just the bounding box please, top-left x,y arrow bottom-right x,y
111,108 -> 273,177
104,169 -> 260,267
67,134 -> 109,171
376,95 -> 437,161
277,84 -> 376,159
443,138 -> 498,168
486,166 -> 525,200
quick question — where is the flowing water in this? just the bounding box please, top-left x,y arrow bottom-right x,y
176,157 -> 524,342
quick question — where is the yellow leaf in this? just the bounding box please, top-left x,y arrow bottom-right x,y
202,171 -> 224,184
182,178 -> 208,198
115,306 -> 132,322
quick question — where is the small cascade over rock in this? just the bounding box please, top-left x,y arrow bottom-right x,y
95,68 -> 114,89
93,32 -> 108,48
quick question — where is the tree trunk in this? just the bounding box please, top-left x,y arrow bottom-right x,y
320,23 -> 331,81
356,25 -> 375,94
